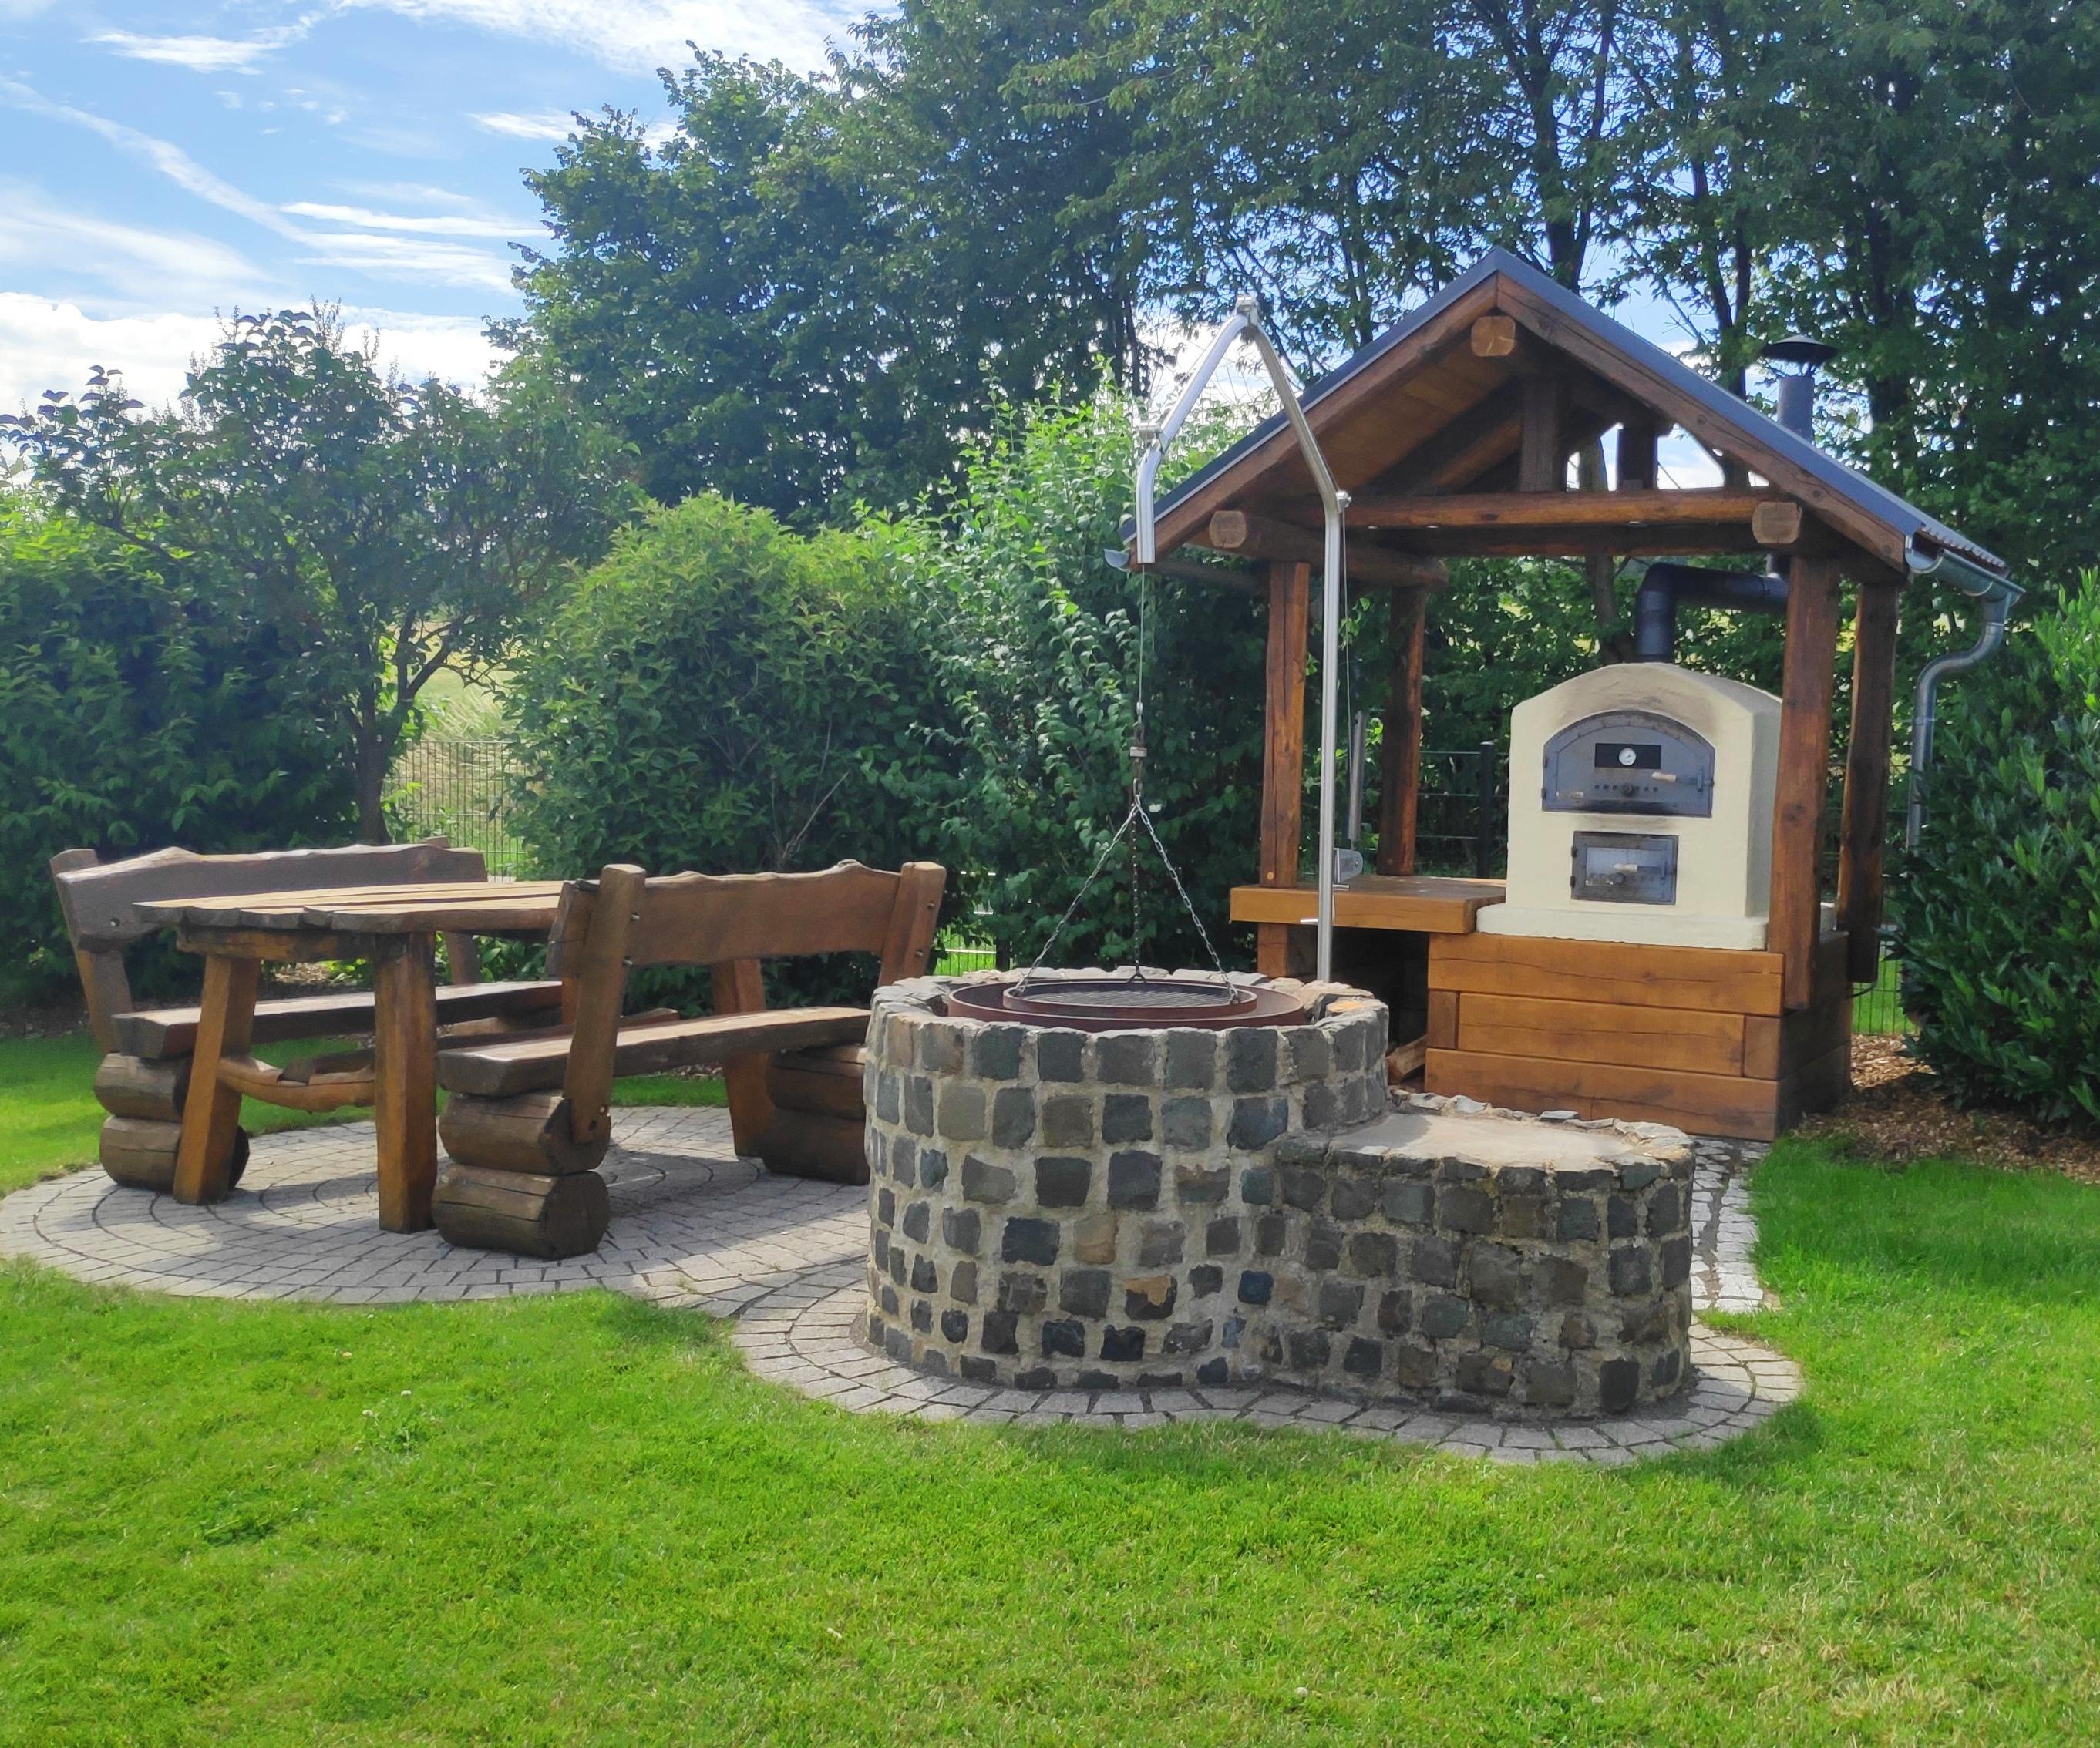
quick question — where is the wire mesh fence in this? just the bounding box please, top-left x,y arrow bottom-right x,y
382,738 -> 531,877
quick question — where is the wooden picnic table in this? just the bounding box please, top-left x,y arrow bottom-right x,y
136,879 -> 567,1232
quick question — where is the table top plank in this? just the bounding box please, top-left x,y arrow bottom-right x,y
1229,874 -> 1506,935
138,879 -> 568,937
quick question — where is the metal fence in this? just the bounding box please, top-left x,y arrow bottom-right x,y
1413,742 -> 1507,878
383,737 -> 531,877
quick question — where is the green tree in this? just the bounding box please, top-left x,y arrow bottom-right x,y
7,311 -> 636,840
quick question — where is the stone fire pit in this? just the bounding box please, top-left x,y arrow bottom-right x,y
862,970 -> 1694,1417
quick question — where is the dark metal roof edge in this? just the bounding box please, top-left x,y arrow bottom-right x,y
1134,247 -> 2007,578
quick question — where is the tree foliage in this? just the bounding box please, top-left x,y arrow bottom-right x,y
7,311 -> 636,839
1894,577 -> 2100,1128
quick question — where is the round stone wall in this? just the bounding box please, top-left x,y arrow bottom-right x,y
861,970 -> 1389,1391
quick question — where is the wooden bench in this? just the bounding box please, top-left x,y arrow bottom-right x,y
52,839 -> 564,1192
432,859 -> 946,1258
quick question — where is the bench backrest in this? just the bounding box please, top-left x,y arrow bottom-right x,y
552,859 -> 947,1146
51,838 -> 489,1049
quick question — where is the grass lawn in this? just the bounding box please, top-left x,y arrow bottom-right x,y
2,1039 -> 2098,1741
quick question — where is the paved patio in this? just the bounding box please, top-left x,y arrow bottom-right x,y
0,1108 -> 1795,1461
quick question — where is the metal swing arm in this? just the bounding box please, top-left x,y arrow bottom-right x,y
1131,296 -> 1350,981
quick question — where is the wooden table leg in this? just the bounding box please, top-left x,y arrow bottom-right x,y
372,934 -> 439,1232
172,953 -> 259,1204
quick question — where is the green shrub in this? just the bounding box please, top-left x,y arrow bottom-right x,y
1895,575 -> 2100,1127
0,501 -> 352,1003
506,493 -> 955,997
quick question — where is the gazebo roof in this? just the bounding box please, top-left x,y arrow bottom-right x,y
1137,249 -> 2004,587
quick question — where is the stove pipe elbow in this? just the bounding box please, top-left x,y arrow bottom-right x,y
1632,562 -> 1791,663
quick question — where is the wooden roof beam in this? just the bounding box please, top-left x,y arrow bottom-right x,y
1203,511 -> 1450,590
1347,487 -> 1798,535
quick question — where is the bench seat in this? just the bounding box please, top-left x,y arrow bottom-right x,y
114,979 -> 565,1061
436,1006 -> 870,1098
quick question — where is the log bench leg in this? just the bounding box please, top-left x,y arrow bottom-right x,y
172,953 -> 258,1205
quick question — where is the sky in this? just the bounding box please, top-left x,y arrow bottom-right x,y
0,0 -> 869,410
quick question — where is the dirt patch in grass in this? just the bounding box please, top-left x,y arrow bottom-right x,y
1803,1035 -> 2100,1188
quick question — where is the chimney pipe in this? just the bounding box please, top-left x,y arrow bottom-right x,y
1762,333 -> 1837,442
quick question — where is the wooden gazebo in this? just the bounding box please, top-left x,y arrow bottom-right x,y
1132,250 -> 2011,1138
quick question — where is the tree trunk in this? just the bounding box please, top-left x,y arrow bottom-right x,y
355,731 -> 392,844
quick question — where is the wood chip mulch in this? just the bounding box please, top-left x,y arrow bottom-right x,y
1802,1035 -> 2100,1188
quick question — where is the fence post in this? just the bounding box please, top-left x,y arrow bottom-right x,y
1472,741 -> 1498,879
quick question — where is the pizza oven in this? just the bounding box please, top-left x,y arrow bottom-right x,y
1478,663 -> 1781,950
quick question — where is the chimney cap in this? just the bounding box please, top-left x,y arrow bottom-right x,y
1762,333 -> 1838,371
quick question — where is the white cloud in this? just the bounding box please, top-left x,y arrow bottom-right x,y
345,0 -> 862,73
0,296 -> 503,414
296,230 -> 517,291
0,186 -> 268,310
89,25 -> 311,76
472,109 -> 575,141
283,200 -> 530,239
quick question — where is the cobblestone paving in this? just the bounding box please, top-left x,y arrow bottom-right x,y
0,1113 -> 1796,1461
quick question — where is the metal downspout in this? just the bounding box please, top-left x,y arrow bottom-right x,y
1903,540 -> 2024,849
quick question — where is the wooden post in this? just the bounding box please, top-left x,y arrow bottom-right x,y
1616,415 -> 1661,492
562,864 -> 643,1148
1518,375 -> 1569,492
371,934 -> 439,1232
1257,560 -> 1311,977
171,952 -> 259,1204
712,957 -> 776,1158
1769,556 -> 1843,1010
1837,580 -> 1902,984
1377,587 -> 1427,876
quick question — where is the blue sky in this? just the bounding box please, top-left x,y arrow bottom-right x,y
0,1 -> 868,408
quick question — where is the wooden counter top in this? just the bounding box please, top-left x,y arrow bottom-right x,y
1230,875 -> 1506,936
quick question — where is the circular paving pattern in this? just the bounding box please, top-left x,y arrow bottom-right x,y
0,1112 -> 1796,1461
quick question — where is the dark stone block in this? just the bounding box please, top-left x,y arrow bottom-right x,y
1438,1185 -> 1495,1234
1619,1158 -> 1663,1191
902,1201 -> 931,1243
910,1256 -> 940,1294
1107,1151 -> 1163,1209
1287,1027 -> 1332,1081
1411,1235 -> 1459,1289
1346,1232 -> 1398,1277
1076,1370 -> 1116,1389
1420,1293 -> 1471,1340
1287,1329 -> 1331,1370
950,1261 -> 978,1304
1317,1281 -> 1365,1328
1435,1156 -> 1489,1184
1204,1215 -> 1240,1257
1096,1034 -> 1157,1086
1383,1180 -> 1434,1226
1618,1301 -> 1668,1344
1165,1030 -> 1217,1089
992,1087 -> 1037,1148
1041,1318 -> 1085,1358
1189,1264 -> 1223,1298
1334,1019 -> 1371,1073
1164,1319 -> 1213,1354
1102,1094 -> 1154,1144
1607,1195 -> 1639,1238
937,1084 -> 988,1141
1660,1235 -> 1693,1289
962,1155 -> 1015,1205
1524,1359 -> 1577,1407
1161,1096 -> 1212,1151
1647,1183 -> 1684,1236
1376,1289 -> 1411,1334
1559,1310 -> 1594,1349
1650,1347 -> 1682,1389
1220,1314 -> 1244,1349
980,1309 -> 1020,1354
1557,1196 -> 1600,1242
1099,1325 -> 1146,1361
1500,1165 -> 1547,1195
1501,1195 -> 1549,1241
920,1348 -> 951,1377
1281,1164 -> 1326,1211
1608,1244 -> 1653,1296
971,1026 -> 1025,1081
1041,1094 -> 1095,1148
1254,1213 -> 1287,1257
918,1148 -> 948,1191
1016,1366 -> 1058,1390
919,1023 -> 965,1074
1237,1269 -> 1275,1305
1344,1336 -> 1383,1377
942,1206 -> 981,1256
1229,1097 -> 1289,1150
904,1076 -> 935,1137
1598,1356 -> 1640,1413
883,1323 -> 914,1361
1393,1341 -> 1438,1388
1196,1357 -> 1230,1387
1176,1165 -> 1228,1203
879,1285 -> 899,1317
1304,1219 -> 1344,1272
998,1271 -> 1047,1314
940,1308 -> 969,1343
910,1297 -> 933,1333
1123,1276 -> 1176,1320
961,1354 -> 998,1383
1300,1082 -> 1340,1129
877,1188 -> 896,1228
891,1145 -> 915,1190
1226,1027 -> 1278,1093
1331,1173 -> 1377,1221
1469,1242 -> 1525,1307
1003,1217 -> 1061,1266
1240,1165 -> 1276,1205
1456,1350 -> 1514,1396
1035,1030 -> 1085,1081
1537,1256 -> 1590,1302
875,1071 -> 902,1124
872,1229 -> 890,1270
1139,1221 -> 1186,1266
1035,1155 -> 1092,1208
1059,1269 -> 1110,1319
1482,1310 -> 1532,1350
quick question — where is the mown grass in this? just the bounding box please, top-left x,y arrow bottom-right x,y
1,1034 -> 2097,1743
